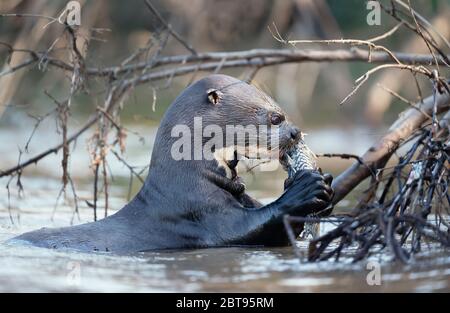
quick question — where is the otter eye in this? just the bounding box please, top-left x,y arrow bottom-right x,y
270,113 -> 284,125
207,89 -> 221,105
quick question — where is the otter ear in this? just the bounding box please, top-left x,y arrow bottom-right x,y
207,89 -> 222,105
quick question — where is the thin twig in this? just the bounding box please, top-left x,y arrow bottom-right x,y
143,0 -> 196,55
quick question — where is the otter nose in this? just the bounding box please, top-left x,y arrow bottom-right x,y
290,126 -> 301,141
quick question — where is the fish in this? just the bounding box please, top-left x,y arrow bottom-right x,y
284,138 -> 317,174
281,133 -> 320,239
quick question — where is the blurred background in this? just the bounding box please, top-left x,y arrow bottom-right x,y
0,0 -> 449,220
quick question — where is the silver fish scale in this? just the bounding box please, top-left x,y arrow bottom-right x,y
285,140 -> 317,175
285,138 -> 320,239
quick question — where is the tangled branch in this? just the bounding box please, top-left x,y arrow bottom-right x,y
1,1 -> 449,263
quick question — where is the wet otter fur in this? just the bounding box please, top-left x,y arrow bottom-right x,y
10,74 -> 333,253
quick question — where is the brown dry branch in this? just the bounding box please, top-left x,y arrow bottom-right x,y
0,115 -> 97,178
393,0 -> 450,51
332,89 -> 450,204
0,1 -> 449,262
280,0 -> 450,263
143,0 -> 196,55
285,115 -> 450,262
269,23 -> 403,65
376,83 -> 432,118
379,1 -> 450,66
2,46 -> 448,182
2,47 -> 450,81
269,16 -> 449,104
284,89 -> 450,262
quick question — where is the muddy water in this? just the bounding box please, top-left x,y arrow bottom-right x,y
1,203 -> 449,292
0,123 -> 449,292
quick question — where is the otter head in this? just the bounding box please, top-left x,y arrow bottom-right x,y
152,74 -> 301,180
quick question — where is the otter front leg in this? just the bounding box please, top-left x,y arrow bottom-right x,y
211,170 -> 333,247
275,170 -> 334,217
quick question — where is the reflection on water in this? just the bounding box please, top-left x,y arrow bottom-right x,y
1,234 -> 449,292
1,184 -> 449,292
0,124 -> 449,292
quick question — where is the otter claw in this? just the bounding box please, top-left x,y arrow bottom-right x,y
281,169 -> 333,216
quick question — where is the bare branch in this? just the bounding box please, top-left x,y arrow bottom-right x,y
2,48 -> 449,80
143,0 -> 196,55
332,90 -> 450,204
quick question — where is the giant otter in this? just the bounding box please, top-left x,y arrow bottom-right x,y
11,74 -> 333,253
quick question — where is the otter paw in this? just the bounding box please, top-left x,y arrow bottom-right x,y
280,170 -> 333,216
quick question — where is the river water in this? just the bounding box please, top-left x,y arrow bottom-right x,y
0,122 -> 449,292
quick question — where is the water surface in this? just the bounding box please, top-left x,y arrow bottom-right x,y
0,124 -> 449,292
